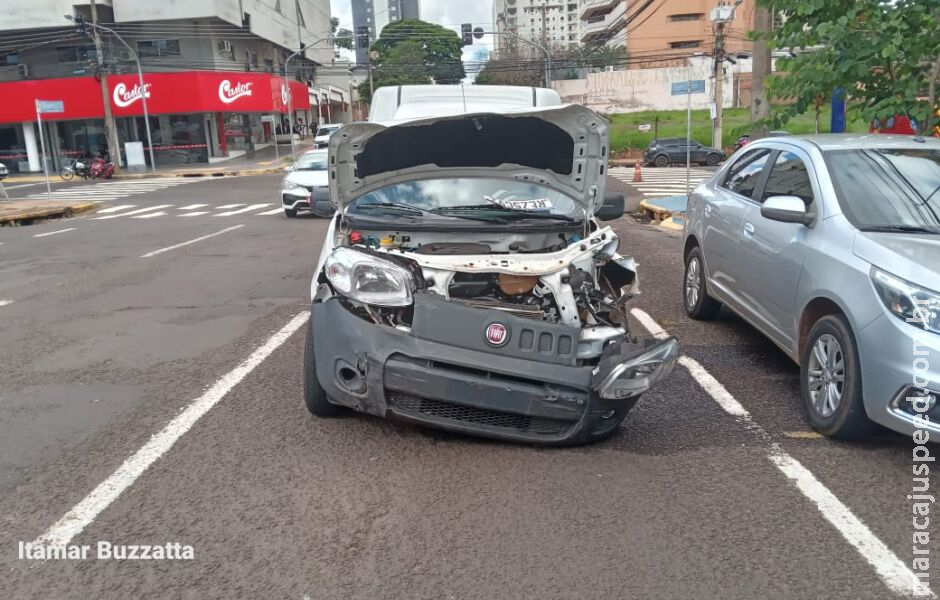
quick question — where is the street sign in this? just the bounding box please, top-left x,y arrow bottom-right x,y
35,99 -> 64,113
671,80 -> 705,96
638,124 -> 652,132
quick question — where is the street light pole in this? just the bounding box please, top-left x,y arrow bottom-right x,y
66,16 -> 156,173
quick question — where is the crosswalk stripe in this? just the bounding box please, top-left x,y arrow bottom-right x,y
178,204 -> 209,210
215,203 -> 271,216
94,204 -> 136,214
258,208 -> 285,215
178,212 -> 209,217
216,204 -> 245,210
93,205 -> 173,219
133,211 -> 167,219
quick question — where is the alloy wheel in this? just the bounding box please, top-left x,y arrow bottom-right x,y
685,256 -> 701,309
806,333 -> 845,418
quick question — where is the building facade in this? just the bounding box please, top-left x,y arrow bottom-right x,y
0,0 -> 342,174
579,0 -> 626,48
492,0 -> 582,58
351,0 -> 420,66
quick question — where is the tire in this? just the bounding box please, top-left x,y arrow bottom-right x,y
706,153 -> 721,166
284,208 -> 298,218
653,154 -> 669,168
562,406 -> 631,447
800,314 -> 874,440
303,313 -> 342,417
683,246 -> 721,320
60,169 -> 74,181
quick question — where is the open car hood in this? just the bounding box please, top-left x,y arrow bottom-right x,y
328,104 -> 609,214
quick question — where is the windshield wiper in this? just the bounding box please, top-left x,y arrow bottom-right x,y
860,225 -> 940,234
353,203 -> 429,215
432,204 -> 579,223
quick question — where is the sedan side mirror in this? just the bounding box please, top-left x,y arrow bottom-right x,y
761,195 -> 812,225
596,192 -> 625,221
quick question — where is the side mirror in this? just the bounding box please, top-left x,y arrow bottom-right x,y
761,195 -> 812,225
595,192 -> 625,221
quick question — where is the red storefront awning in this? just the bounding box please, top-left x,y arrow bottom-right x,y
0,71 -> 310,124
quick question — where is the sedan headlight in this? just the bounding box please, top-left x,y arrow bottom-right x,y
324,247 -> 414,307
282,180 -> 305,192
871,267 -> 940,334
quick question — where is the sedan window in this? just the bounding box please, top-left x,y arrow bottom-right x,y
721,149 -> 771,199
761,151 -> 815,204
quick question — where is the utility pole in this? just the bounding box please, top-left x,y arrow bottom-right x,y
89,0 -> 123,169
710,1 -> 741,151
750,4 -> 772,139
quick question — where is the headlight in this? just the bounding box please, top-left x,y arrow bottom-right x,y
282,180 -> 305,192
324,247 -> 414,307
871,267 -> 940,334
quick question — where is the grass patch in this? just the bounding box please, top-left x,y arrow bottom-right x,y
607,107 -> 868,153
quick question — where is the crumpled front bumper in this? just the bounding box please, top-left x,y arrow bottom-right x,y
311,293 -> 678,444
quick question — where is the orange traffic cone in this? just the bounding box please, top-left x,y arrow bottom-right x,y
633,162 -> 643,183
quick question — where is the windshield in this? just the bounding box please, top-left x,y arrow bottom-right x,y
316,127 -> 340,137
294,153 -> 328,171
346,178 -> 585,224
827,148 -> 940,233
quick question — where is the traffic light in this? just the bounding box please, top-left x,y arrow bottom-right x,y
356,26 -> 370,50
461,23 -> 473,46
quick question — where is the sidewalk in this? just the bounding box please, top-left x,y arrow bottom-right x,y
0,199 -> 98,225
2,140 -> 312,184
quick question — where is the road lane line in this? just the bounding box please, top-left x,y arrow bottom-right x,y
33,228 -> 76,238
140,224 -> 244,258
94,205 -> 172,220
132,211 -> 166,219
216,203 -> 271,216
94,204 -> 136,214
0,300 -> 12,307
216,203 -> 245,209
258,208 -> 285,216
630,308 -> 934,598
32,310 -> 310,547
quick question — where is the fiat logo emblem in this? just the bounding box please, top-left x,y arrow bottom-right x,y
485,323 -> 509,347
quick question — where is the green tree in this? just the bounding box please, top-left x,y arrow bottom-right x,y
330,16 -> 353,51
759,0 -> 940,131
358,20 -> 466,99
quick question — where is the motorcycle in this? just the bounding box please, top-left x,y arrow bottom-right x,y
90,155 -> 115,179
60,157 -> 91,181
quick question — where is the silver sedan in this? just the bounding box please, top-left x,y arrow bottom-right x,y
681,134 -> 940,439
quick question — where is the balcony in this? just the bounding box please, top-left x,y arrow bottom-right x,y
580,1 -> 627,43
579,0 -> 621,21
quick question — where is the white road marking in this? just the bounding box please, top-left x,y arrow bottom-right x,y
94,205 -> 172,220
94,204 -> 136,214
132,211 -> 167,219
215,204 -> 245,210
178,212 -> 209,217
3,183 -> 43,190
32,311 -> 310,547
33,227 -> 76,238
178,204 -> 209,210
140,224 -> 244,258
630,308 -> 934,598
258,208 -> 286,216
0,300 -> 12,307
215,203 -> 270,216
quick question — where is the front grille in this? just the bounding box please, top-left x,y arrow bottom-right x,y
388,394 -> 571,435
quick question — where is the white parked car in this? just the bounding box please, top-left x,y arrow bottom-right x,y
281,150 -> 332,218
301,102 -> 679,445
0,161 -> 8,180
313,124 -> 343,149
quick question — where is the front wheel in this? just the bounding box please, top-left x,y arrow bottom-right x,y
60,169 -> 75,181
653,154 -> 669,168
303,314 -> 342,417
284,208 -> 298,218
683,246 -> 721,320
800,315 -> 874,440
706,154 -> 721,166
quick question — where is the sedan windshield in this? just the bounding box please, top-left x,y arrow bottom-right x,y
346,178 -> 586,224
827,148 -> 940,233
294,153 -> 327,171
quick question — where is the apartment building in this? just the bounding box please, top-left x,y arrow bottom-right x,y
0,0 -> 337,173
492,0 -> 582,58
351,0 -> 420,66
579,0 -> 626,48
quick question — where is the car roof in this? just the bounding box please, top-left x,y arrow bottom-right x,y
749,133 -> 940,151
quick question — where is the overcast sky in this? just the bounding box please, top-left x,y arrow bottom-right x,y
329,0 -> 494,78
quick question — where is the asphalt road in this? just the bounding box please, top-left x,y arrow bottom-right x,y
0,174 -> 933,599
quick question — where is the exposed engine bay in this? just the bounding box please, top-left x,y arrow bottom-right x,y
322,224 -> 641,363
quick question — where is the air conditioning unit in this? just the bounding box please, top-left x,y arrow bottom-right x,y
17,64 -> 29,78
216,40 -> 233,53
605,66 -> 615,72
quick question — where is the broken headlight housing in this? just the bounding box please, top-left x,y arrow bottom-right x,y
324,247 -> 414,307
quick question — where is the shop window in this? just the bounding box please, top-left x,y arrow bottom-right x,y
670,13 -> 704,22
246,50 -> 259,69
56,45 -> 96,63
5,52 -> 19,65
669,40 -> 702,48
137,39 -> 181,58
264,58 -> 274,73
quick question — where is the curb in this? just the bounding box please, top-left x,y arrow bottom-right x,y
0,201 -> 98,225
638,199 -> 675,222
1,166 -> 285,185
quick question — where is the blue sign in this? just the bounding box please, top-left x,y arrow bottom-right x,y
35,100 -> 64,114
671,80 -> 706,95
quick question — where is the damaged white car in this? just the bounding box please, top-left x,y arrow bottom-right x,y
303,104 -> 679,445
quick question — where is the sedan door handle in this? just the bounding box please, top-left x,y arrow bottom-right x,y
743,222 -> 755,235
